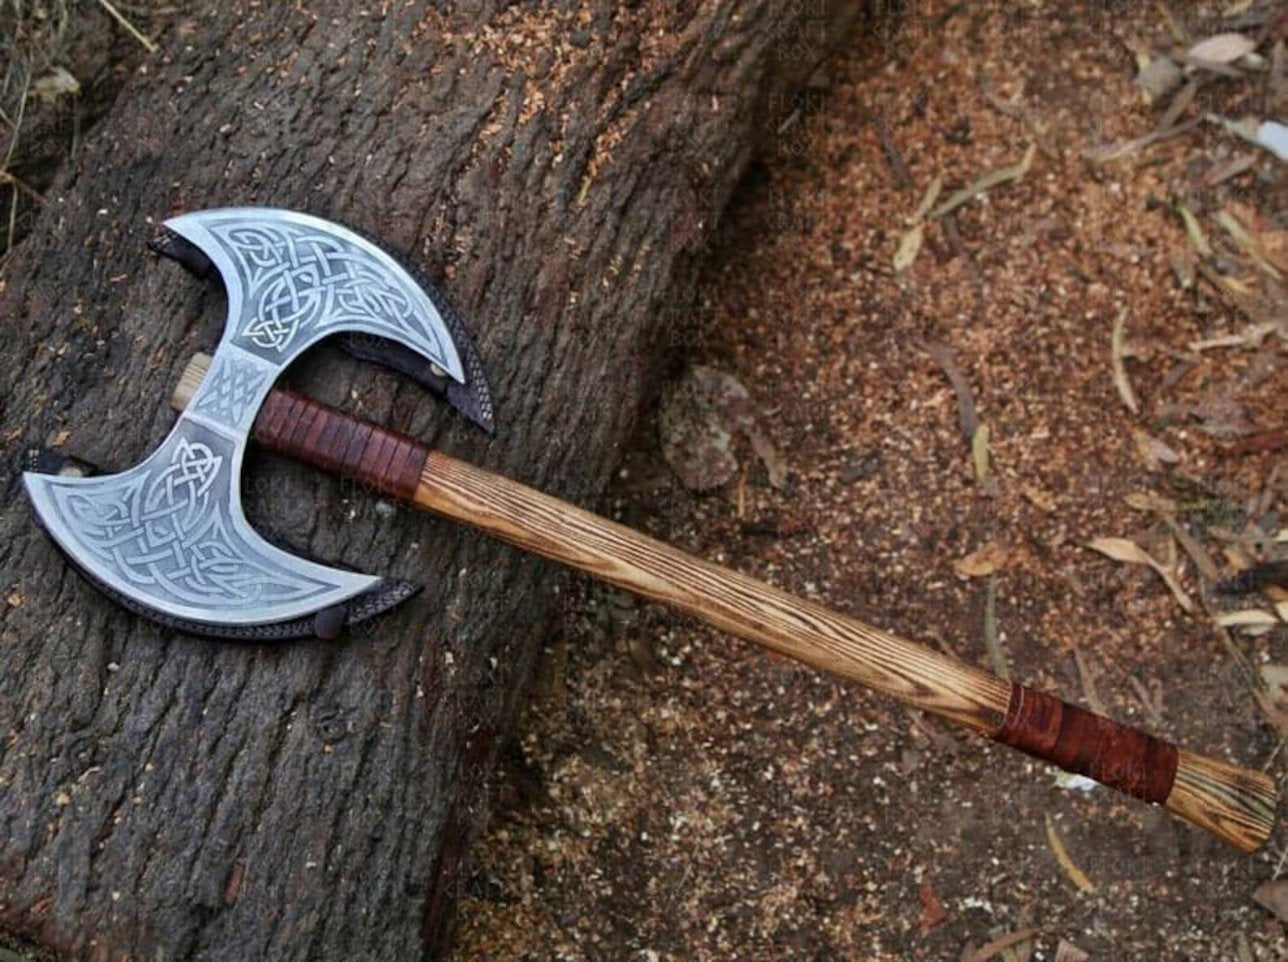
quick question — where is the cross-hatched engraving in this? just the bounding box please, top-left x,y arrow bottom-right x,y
191,354 -> 268,429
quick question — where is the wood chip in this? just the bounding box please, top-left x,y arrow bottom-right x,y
971,424 -> 991,482
1188,322 -> 1278,351
1216,609 -> 1279,627
1045,815 -> 1095,893
954,542 -> 1011,577
1022,484 -> 1057,512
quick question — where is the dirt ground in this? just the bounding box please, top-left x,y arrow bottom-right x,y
452,2 -> 1287,960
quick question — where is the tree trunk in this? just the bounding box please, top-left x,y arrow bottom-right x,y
0,2 -> 861,959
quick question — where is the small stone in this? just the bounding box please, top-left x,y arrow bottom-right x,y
839,453 -> 881,484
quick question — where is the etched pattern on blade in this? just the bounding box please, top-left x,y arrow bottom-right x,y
191,353 -> 269,430
27,419 -> 373,622
204,216 -> 454,371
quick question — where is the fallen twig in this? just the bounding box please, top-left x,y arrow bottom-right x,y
1045,815 -> 1095,893
927,145 -> 1036,221
963,927 -> 1041,962
922,341 -> 978,440
983,575 -> 1007,680
96,0 -> 158,53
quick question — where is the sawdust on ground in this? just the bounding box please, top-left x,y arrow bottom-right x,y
454,2 -> 1287,959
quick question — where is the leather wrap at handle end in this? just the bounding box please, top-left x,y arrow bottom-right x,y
995,683 -> 1276,851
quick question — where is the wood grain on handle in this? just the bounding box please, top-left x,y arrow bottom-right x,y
417,450 -> 1013,732
413,451 -> 1275,852
168,354 -> 1278,851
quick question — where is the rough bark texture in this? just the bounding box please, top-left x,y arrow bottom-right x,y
0,2 -> 861,959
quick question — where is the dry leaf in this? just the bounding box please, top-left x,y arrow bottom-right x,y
31,67 -> 81,102
1134,56 -> 1183,103
1053,940 -> 1090,962
954,542 -> 1010,577
1087,537 -> 1152,564
1216,209 -> 1285,280
1255,120 -> 1288,161
1086,537 -> 1196,613
1259,664 -> 1288,702
1254,686 -> 1288,740
1045,815 -> 1095,893
894,223 -> 925,272
1177,201 -> 1213,257
911,175 -> 943,222
1187,33 -> 1256,64
747,426 -> 787,490
1164,516 -> 1221,582
1132,429 -> 1181,469
1111,308 -> 1139,414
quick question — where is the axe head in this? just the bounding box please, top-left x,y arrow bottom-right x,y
23,208 -> 493,639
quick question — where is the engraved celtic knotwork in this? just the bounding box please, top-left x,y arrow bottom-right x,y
205,219 -> 449,365
191,354 -> 268,430
23,207 -> 477,635
40,426 -> 346,612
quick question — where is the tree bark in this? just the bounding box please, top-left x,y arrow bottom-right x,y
0,2 -> 861,959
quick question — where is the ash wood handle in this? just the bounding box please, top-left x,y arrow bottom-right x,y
413,452 -> 1276,852
170,355 -> 1278,851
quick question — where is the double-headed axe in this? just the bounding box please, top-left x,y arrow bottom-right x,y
24,208 -> 1276,852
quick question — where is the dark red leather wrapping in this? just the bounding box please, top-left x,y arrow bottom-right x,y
252,389 -> 427,501
994,683 -> 1178,804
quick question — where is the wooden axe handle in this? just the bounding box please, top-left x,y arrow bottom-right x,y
173,357 -> 1277,851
